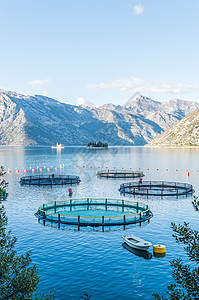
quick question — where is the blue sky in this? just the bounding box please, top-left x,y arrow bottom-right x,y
0,0 -> 199,106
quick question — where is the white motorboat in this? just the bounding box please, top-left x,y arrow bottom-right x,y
122,234 -> 152,251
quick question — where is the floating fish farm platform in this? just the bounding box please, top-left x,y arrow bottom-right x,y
35,198 -> 153,228
20,175 -> 80,186
119,181 -> 194,197
97,170 -> 144,178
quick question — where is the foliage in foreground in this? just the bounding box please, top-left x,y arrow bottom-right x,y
81,292 -> 92,299
0,167 -> 8,199
153,196 -> 199,300
0,166 -> 55,299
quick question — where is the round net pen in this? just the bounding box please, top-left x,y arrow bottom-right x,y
35,198 -> 153,229
97,169 -> 144,178
20,175 -> 81,186
119,181 -> 194,197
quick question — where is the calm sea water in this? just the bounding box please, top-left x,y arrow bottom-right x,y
1,146 -> 199,300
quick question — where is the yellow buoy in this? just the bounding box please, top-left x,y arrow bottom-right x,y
153,244 -> 166,254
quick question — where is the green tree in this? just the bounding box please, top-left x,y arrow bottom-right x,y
81,292 -> 92,300
0,166 -> 55,299
0,167 -> 8,200
153,196 -> 199,300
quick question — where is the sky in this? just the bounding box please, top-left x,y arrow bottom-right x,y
0,0 -> 199,106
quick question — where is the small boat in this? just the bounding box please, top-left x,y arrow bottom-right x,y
51,143 -> 64,149
122,234 -> 152,251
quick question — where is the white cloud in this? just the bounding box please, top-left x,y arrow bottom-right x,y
133,4 -> 144,15
76,97 -> 94,107
86,77 -> 199,95
27,79 -> 51,86
27,79 -> 51,94
41,91 -> 49,96
87,77 -> 144,91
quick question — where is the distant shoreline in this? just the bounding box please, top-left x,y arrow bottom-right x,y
0,144 -> 199,149
86,146 -> 108,150
145,144 -> 199,148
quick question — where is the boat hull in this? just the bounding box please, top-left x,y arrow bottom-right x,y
125,240 -> 151,251
122,235 -> 152,252
51,146 -> 64,149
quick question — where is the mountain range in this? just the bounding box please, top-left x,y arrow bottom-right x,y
0,89 -> 199,146
147,109 -> 199,147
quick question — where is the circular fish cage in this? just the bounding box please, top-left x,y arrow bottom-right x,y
119,181 -> 194,197
97,170 -> 144,178
35,198 -> 153,228
20,175 -> 80,186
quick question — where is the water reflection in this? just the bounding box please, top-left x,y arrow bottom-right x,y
1,146 -> 199,299
153,252 -> 166,258
122,242 -> 152,260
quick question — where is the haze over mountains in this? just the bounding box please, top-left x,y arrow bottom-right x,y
0,89 -> 199,146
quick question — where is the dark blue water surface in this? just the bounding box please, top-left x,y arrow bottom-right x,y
1,146 -> 199,299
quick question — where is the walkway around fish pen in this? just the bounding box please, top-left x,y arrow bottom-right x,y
97,170 -> 144,178
35,198 -> 153,228
20,175 -> 81,186
119,181 -> 194,197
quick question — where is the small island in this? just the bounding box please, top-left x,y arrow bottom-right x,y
87,141 -> 108,149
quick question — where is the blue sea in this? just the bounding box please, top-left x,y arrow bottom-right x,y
1,146 -> 198,299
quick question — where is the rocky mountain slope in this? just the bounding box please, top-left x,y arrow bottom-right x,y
147,109 -> 199,147
0,89 -> 199,146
